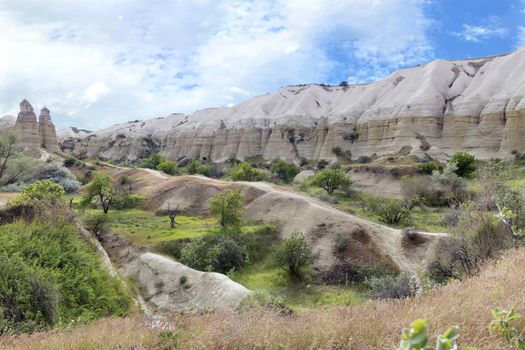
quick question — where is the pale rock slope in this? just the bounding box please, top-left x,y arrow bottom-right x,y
61,49 -> 525,162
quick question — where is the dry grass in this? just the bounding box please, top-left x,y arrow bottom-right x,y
4,248 -> 525,349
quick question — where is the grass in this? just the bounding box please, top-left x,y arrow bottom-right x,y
5,247 -> 525,349
78,208 -> 264,246
232,256 -> 365,310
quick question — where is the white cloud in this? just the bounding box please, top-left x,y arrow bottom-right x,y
0,0 -> 434,129
451,18 -> 508,43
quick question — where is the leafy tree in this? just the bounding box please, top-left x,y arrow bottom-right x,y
209,189 -> 244,232
449,151 -> 476,177
0,132 -> 19,181
230,162 -> 266,182
271,160 -> 299,183
310,167 -> 351,194
209,238 -> 248,273
274,233 -> 312,279
81,172 -> 115,214
16,180 -> 65,205
156,160 -> 178,175
139,153 -> 165,169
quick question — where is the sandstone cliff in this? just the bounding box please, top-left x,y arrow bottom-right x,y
60,48 -> 525,162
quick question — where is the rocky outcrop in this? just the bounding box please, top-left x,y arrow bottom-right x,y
13,100 -> 59,152
60,48 -> 525,162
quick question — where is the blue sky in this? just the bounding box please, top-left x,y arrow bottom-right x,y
0,0 -> 524,129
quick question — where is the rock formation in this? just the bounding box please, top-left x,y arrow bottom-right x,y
60,48 -> 525,162
14,100 -> 58,152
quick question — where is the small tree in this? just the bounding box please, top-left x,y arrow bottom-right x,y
209,189 -> 244,232
271,160 -> 299,183
167,203 -> 180,228
81,172 -> 115,214
310,167 -> 351,194
274,233 -> 312,279
0,132 -> 19,181
185,160 -> 204,175
449,151 -> 476,177
157,160 -> 178,175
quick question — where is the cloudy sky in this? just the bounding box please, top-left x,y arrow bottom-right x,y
0,0 -> 524,130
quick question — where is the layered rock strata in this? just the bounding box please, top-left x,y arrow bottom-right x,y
60,48 -> 525,162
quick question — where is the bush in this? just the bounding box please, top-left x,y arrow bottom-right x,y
83,212 -> 109,234
367,271 -> 419,299
201,163 -> 224,179
33,163 -> 81,193
185,160 -> 204,175
449,151 -> 476,177
139,153 -> 165,170
416,160 -> 442,175
16,180 -> 65,205
317,159 -> 329,170
274,233 -> 313,280
112,192 -> 144,210
63,156 -> 81,168
367,197 -> 411,224
156,161 -> 178,175
230,163 -> 267,182
398,319 -> 472,350
209,238 -> 248,273
310,167 -> 351,194
270,160 -> 299,183
332,146 -> 342,157
356,155 -> 371,164
0,221 -> 130,334
180,238 -> 211,271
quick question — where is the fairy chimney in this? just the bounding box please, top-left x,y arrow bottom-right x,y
39,107 -> 58,151
13,100 -> 59,151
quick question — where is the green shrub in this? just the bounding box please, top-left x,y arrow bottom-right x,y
185,160 -> 205,175
139,153 -> 165,170
33,163 -> 81,193
368,271 -> 419,299
367,197 -> 411,224
317,159 -> 329,169
416,160 -> 442,175
271,160 -> 299,183
156,160 -> 178,175
63,156 -> 81,168
356,155 -> 371,164
274,233 -> 313,280
0,221 -> 130,334
489,307 -> 525,349
209,238 -> 248,273
310,167 -> 351,194
180,238 -> 211,271
332,146 -> 342,157
83,212 -> 109,234
16,180 -> 65,205
230,162 -> 266,181
112,192 -> 144,210
449,151 -> 476,177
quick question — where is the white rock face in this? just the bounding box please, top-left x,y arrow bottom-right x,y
0,115 -> 16,130
61,49 -> 525,162
294,170 -> 315,183
133,253 -> 250,313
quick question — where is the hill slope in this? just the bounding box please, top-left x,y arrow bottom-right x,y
60,49 -> 525,162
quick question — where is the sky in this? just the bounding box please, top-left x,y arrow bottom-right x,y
0,0 -> 524,130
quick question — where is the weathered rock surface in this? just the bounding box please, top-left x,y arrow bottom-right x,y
60,48 -> 525,162
293,170 -> 315,183
12,100 -> 59,152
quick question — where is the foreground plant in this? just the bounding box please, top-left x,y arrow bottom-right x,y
489,307 -> 525,349
399,319 -> 475,350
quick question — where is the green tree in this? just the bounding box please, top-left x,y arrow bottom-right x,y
209,189 -> 244,232
449,151 -> 476,177
310,167 -> 351,194
16,179 -> 65,205
271,160 -> 299,183
139,153 -> 165,169
0,132 -> 19,181
186,160 -> 204,175
156,160 -> 178,175
230,162 -> 266,182
274,233 -> 312,279
81,172 -> 115,214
